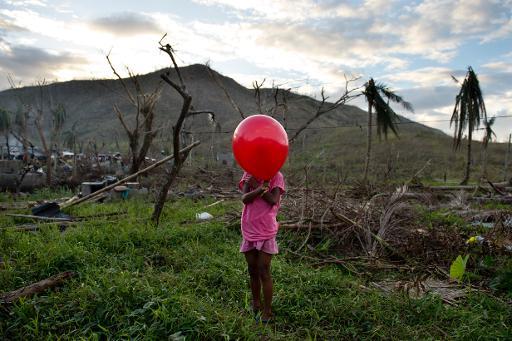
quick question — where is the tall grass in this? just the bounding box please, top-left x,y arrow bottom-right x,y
1,197 -> 511,339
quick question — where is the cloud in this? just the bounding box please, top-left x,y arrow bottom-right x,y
196,0 -> 512,64
399,85 -> 458,112
381,67 -> 468,87
0,17 -> 28,34
89,12 -> 163,36
0,42 -> 88,85
3,0 -> 47,7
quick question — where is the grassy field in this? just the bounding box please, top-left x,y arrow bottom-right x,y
1,194 -> 511,339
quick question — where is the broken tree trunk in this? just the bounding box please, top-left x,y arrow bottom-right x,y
1,271 -> 75,303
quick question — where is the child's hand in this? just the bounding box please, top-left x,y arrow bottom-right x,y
247,176 -> 259,189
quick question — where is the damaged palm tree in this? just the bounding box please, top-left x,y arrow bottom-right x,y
151,36 -> 214,225
106,53 -> 162,174
451,67 -> 487,185
362,78 -> 414,183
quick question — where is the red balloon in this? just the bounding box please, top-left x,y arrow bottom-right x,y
232,115 -> 289,180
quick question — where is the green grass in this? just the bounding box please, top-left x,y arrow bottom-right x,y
416,206 -> 467,231
1,197 -> 511,339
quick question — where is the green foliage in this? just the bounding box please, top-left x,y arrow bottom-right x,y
0,194 -> 511,339
450,255 -> 470,282
490,260 -> 512,297
417,207 -> 466,230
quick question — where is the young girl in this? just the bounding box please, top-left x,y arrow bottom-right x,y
239,171 -> 285,323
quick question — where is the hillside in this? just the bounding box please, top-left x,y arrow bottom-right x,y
0,65 -> 507,181
0,64 -> 441,143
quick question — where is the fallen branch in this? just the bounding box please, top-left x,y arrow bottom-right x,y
6,214 -> 72,222
1,271 -> 75,304
470,197 -> 512,204
428,185 -> 512,192
487,180 -> 507,196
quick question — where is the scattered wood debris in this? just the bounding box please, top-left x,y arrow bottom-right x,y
1,271 -> 76,304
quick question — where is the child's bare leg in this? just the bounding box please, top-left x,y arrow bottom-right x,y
244,249 -> 262,312
258,252 -> 273,320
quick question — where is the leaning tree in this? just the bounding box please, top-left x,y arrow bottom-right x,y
451,66 -> 487,185
362,78 -> 413,183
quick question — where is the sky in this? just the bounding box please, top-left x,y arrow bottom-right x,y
0,0 -> 511,141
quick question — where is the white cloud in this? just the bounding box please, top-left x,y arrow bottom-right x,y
89,12 -> 164,36
4,0 -> 47,7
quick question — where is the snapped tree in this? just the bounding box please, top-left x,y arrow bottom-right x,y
151,36 -> 214,225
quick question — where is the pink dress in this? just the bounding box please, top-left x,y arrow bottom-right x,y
239,171 -> 285,254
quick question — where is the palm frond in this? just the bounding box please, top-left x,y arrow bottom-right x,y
376,83 -> 414,113
373,91 -> 400,139
450,66 -> 486,150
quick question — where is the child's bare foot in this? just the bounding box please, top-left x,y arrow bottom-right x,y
261,309 -> 273,323
252,300 -> 262,314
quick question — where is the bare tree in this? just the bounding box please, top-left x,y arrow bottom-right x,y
151,36 -> 213,224
288,75 -> 361,143
34,80 -> 53,186
51,103 -> 66,173
106,53 -> 162,174
271,86 -> 290,129
8,75 -> 32,162
206,63 -> 246,119
252,78 -> 266,114
63,121 -> 79,178
0,107 -> 11,159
